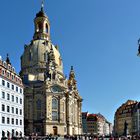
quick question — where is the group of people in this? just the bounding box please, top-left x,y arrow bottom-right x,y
2,135 -> 140,140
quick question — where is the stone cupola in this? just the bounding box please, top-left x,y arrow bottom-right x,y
33,1 -> 50,41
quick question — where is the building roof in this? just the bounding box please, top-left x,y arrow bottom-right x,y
115,100 -> 138,116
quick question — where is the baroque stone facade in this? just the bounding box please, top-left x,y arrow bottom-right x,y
20,3 -> 82,136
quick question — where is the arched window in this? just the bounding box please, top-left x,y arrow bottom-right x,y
52,98 -> 58,109
52,72 -> 56,80
2,131 -> 5,137
38,22 -> 43,32
16,131 -> 18,136
7,131 -> 10,137
46,24 -> 48,33
52,98 -> 58,121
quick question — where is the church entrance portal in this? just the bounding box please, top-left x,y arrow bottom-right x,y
53,126 -> 58,135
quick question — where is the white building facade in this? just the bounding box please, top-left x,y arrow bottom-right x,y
103,121 -> 110,136
0,56 -> 24,139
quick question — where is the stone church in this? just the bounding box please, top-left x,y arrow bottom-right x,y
20,3 -> 82,136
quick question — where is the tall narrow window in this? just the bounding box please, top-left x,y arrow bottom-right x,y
16,87 -> 18,92
52,111 -> 58,121
7,106 -> 10,113
12,95 -> 14,102
20,88 -> 22,93
44,51 -> 48,62
7,82 -> 10,88
16,97 -> 18,103
12,107 -> 14,113
20,98 -> 22,104
20,109 -> 22,115
20,120 -> 22,125
2,117 -> 5,124
52,98 -> 58,121
7,117 -> 10,124
52,98 -> 58,109
2,80 -> 5,86
16,119 -> 18,125
7,93 -> 10,100
46,24 -> 48,33
2,104 -> 5,111
38,22 -> 43,32
2,92 -> 5,99
12,84 -> 14,90
12,118 -> 14,124
16,108 -> 18,114
52,72 -> 56,80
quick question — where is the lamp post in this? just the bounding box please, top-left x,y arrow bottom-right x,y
137,38 -> 140,56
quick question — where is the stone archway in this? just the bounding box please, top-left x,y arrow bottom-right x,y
53,126 -> 58,135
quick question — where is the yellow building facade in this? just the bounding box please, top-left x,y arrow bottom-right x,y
20,3 -> 82,136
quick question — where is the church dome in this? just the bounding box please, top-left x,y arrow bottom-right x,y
21,2 -> 64,81
21,39 -> 63,74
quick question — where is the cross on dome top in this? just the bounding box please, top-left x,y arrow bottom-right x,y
41,0 -> 45,11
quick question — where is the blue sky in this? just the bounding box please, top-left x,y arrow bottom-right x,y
0,0 -> 140,123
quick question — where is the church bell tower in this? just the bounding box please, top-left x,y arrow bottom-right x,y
33,2 -> 50,41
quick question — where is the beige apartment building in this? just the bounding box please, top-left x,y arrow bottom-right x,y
84,113 -> 112,136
